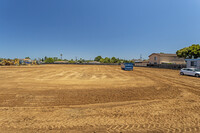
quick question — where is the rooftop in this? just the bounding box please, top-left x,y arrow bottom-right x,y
149,53 -> 177,57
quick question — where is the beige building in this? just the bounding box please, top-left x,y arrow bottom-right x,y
134,60 -> 149,66
149,53 -> 185,64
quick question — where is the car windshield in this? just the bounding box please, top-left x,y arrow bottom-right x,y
194,69 -> 200,72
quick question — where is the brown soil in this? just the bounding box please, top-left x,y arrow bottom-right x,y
0,65 -> 200,132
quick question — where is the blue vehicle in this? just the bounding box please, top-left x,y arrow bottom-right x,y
121,63 -> 134,71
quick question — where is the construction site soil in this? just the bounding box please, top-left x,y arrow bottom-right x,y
0,65 -> 200,133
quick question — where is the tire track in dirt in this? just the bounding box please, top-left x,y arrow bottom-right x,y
1,65 -> 200,132
133,68 -> 200,96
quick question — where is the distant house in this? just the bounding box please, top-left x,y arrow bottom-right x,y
185,58 -> 200,69
54,61 -> 68,64
149,53 -> 185,64
134,60 -> 149,66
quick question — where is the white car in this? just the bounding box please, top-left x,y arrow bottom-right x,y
180,68 -> 200,77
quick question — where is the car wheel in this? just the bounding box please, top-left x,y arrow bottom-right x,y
180,72 -> 184,75
195,74 -> 199,77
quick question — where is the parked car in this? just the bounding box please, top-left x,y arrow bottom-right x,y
180,68 -> 200,77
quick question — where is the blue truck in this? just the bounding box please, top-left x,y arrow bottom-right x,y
121,63 -> 134,71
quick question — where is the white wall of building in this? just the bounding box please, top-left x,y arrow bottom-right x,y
186,59 -> 200,69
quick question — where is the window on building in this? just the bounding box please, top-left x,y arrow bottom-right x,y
154,57 -> 157,61
191,61 -> 197,67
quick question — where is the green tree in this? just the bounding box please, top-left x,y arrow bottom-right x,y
78,58 -> 84,63
116,58 -> 121,63
110,57 -> 117,63
68,59 -> 75,63
104,57 -> 110,63
44,56 -> 47,60
176,44 -> 200,58
45,58 -> 54,63
25,57 -> 30,59
94,56 -> 102,62
53,57 -> 58,61
99,58 -> 104,63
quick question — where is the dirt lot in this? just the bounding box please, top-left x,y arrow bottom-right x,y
0,65 -> 200,133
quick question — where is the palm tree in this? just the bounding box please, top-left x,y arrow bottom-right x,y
60,54 -> 63,60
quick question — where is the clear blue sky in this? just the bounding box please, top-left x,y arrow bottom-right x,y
0,0 -> 200,60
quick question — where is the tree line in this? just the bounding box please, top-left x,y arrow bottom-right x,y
2,44 -> 198,64
94,56 -> 134,63
43,56 -> 92,64
42,56 -> 134,64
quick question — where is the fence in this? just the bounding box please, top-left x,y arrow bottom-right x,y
42,62 -> 186,69
147,64 -> 186,69
43,62 -> 121,65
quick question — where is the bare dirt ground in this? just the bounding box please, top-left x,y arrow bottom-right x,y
0,65 -> 200,133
